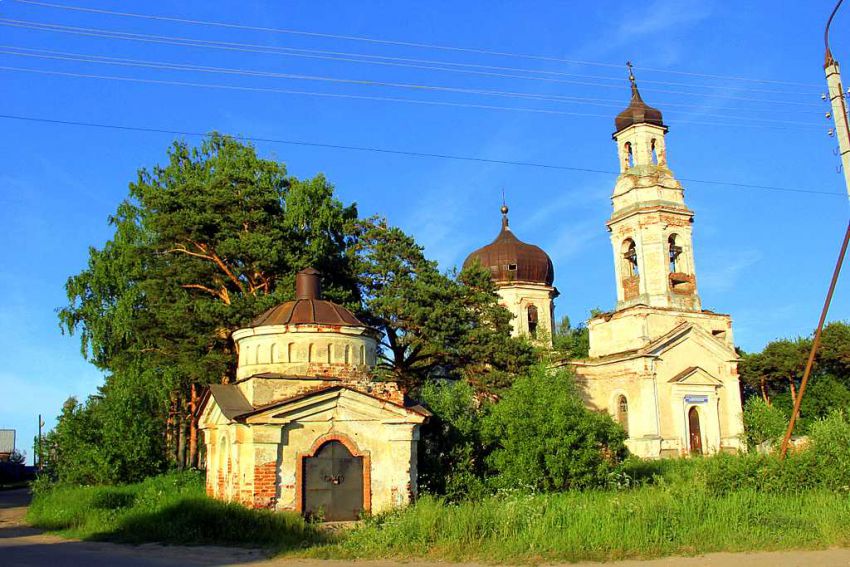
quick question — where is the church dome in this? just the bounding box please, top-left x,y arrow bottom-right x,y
251,268 -> 365,328
463,206 -> 554,286
615,75 -> 665,133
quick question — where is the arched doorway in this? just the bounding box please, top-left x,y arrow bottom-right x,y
688,407 -> 703,455
303,440 -> 364,521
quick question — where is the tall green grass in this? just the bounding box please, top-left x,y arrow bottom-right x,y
27,458 -> 850,563
314,488 -> 850,563
27,471 -> 326,550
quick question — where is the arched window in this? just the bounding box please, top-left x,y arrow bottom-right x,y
327,344 -> 332,364
307,343 -> 313,362
287,342 -> 294,362
624,141 -> 634,169
616,395 -> 629,435
270,343 -> 278,363
668,234 -> 683,273
359,345 -> 366,364
344,345 -> 351,365
527,305 -> 539,337
622,239 -> 639,277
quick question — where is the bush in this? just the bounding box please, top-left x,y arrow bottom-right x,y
742,397 -> 787,449
482,365 -> 627,491
417,380 -> 489,500
805,408 -> 850,489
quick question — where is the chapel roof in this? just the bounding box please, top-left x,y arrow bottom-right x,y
463,205 -> 555,287
250,267 -> 366,328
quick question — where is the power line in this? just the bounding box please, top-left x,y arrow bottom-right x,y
10,0 -> 822,88
0,112 -> 841,197
0,64 -> 824,131
0,18 -> 825,107
0,45 -> 824,124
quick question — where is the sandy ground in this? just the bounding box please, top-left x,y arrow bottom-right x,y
2,488 -> 850,566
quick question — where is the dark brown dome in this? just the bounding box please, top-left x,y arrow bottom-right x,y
463,208 -> 554,286
251,268 -> 366,328
615,80 -> 665,133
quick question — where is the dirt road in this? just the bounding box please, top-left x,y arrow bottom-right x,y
2,488 -> 850,566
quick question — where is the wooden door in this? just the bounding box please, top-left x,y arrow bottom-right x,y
303,441 -> 363,521
688,407 -> 703,455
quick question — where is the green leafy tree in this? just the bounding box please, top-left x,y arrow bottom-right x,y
739,338 -> 811,405
552,315 -> 590,359
417,380 -> 489,500
741,397 -> 787,449
59,134 -> 360,473
483,365 -> 627,491
354,218 -> 535,392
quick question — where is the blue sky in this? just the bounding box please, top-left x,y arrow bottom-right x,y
1,0 -> 848,463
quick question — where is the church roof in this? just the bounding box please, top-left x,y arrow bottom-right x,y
463,205 -> 555,286
198,383 -> 431,422
615,69 -> 665,133
250,267 -> 366,328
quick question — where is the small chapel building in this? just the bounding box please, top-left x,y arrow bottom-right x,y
198,268 -> 428,520
466,72 -> 745,458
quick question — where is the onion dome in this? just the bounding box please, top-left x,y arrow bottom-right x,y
251,268 -> 366,327
615,66 -> 665,133
463,205 -> 554,286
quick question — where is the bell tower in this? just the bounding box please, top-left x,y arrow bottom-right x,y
608,64 -> 700,312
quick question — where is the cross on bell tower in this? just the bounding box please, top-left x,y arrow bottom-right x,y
607,65 -> 701,311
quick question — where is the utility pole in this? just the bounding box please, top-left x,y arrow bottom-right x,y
780,0 -> 850,458
37,414 -> 43,470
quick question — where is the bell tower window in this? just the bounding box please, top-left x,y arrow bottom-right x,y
622,239 -> 639,277
616,395 -> 629,435
527,305 -> 539,337
668,234 -> 682,273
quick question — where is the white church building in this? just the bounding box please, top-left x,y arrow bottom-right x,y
465,73 -> 745,458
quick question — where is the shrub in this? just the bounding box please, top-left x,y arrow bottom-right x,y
805,408 -> 850,490
417,380 -> 489,500
482,365 -> 626,491
742,397 -> 787,449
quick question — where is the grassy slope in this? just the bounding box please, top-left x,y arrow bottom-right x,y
27,469 -> 850,563
26,472 -> 326,550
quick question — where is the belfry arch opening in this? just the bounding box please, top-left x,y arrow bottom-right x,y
622,239 -> 639,277
623,141 -> 634,169
668,234 -> 683,273
651,139 -> 658,165
527,305 -> 539,337
616,395 -> 629,435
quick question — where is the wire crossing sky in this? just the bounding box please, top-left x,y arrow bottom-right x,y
0,0 -> 848,464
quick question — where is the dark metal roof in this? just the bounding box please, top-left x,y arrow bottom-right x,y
615,79 -> 665,133
463,208 -> 554,286
207,384 -> 254,420
250,267 -> 366,328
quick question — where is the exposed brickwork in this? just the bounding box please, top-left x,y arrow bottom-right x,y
281,379 -> 405,406
669,272 -> 695,294
622,275 -> 640,300
253,461 -> 278,509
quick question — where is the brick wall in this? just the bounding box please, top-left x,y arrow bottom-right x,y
253,461 -> 278,509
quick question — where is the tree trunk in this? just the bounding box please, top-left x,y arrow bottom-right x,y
188,384 -> 199,469
166,393 -> 177,463
760,378 -> 770,405
177,391 -> 187,470
789,380 -> 798,407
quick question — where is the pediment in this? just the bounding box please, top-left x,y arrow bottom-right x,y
668,366 -> 723,386
242,387 -> 426,425
643,322 -> 736,360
